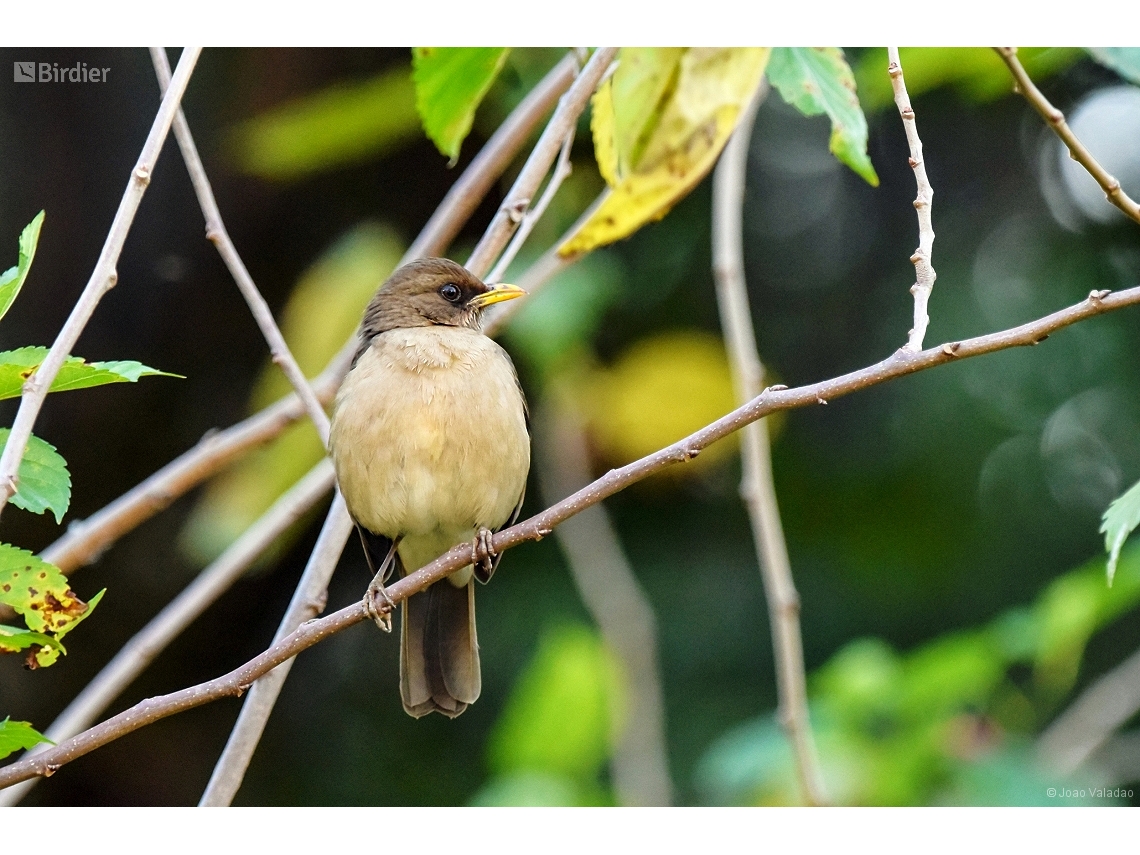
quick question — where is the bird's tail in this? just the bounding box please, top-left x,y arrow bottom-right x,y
400,579 -> 481,718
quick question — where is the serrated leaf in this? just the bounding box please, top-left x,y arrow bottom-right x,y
767,47 -> 879,186
413,47 -> 511,162
0,346 -> 179,401
561,48 -> 769,256
229,67 -> 421,181
0,428 -> 71,523
0,544 -> 90,634
0,211 -> 44,324
1102,478 -> 1140,585
1087,48 -> 1140,86
0,718 -> 53,760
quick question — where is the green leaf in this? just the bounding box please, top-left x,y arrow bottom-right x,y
0,544 -> 92,635
0,429 -> 71,523
412,48 -> 511,162
767,47 -> 879,186
0,211 -> 44,324
229,67 -> 421,181
1087,48 -> 1140,86
0,624 -> 63,654
1102,478 -> 1140,585
0,347 -> 179,401
0,718 -> 53,760
488,624 -> 623,780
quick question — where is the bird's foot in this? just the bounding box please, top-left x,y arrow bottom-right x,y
363,581 -> 395,633
471,527 -> 497,575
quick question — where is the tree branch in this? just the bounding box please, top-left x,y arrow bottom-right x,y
5,282 -> 1139,792
0,47 -> 202,524
536,395 -> 673,806
0,461 -> 335,807
711,80 -> 827,806
150,47 -> 331,448
996,46 -> 1140,226
1038,642 -> 1140,776
888,47 -> 938,353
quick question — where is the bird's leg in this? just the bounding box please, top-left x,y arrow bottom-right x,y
471,527 -> 496,576
363,535 -> 402,633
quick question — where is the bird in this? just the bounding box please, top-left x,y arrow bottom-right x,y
329,257 -> 530,719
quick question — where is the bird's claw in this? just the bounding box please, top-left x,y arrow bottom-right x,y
471,527 -> 496,574
364,582 -> 395,632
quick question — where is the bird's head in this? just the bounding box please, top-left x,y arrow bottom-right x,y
360,258 -> 526,337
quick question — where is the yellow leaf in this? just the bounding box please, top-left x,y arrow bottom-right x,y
562,48 -> 769,257
590,77 -> 619,188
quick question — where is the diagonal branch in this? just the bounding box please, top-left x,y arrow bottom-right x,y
197,48 -> 618,806
712,80 -> 828,806
888,47 -> 938,353
996,46 -> 1140,226
0,460 -> 335,807
5,282 -> 1140,791
151,47 -> 331,448
0,47 -> 202,525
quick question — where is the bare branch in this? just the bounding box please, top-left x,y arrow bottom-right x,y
888,47 -> 938,353
996,46 -> 1140,226
486,127 -> 576,285
711,81 -> 828,806
1038,643 -> 1140,776
0,47 -> 202,524
536,396 -> 673,806
199,490 -> 354,806
0,461 -> 335,807
5,282 -> 1139,791
150,47 -> 331,448
466,47 -> 618,275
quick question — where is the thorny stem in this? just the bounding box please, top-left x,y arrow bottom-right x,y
996,47 -> 1140,226
711,80 -> 828,806
0,47 -> 202,525
4,283 -> 1140,791
151,47 -> 331,448
888,47 -> 938,353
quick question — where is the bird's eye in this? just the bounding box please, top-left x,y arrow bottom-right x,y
440,283 -> 462,303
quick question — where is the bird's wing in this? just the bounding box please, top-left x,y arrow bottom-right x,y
357,524 -> 403,584
475,484 -> 525,584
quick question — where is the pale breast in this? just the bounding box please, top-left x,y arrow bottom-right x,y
329,326 -> 530,559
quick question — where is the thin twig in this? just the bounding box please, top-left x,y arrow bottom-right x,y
198,490 -> 353,806
0,461 -> 335,807
466,47 -> 617,275
486,128 -> 575,285
711,80 -> 827,806
0,47 -> 202,524
996,46 -> 1140,226
536,395 -> 673,806
151,47 -> 331,447
888,48 -> 938,353
1038,643 -> 1140,776
199,51 -> 617,804
4,283 -> 1140,791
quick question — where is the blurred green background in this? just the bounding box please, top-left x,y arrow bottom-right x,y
1,47 -> 1139,806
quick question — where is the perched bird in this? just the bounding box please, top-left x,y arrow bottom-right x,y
329,258 -> 530,718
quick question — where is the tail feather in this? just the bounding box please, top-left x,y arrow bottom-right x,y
400,579 -> 480,718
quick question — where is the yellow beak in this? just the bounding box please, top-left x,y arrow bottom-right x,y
469,283 -> 527,309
